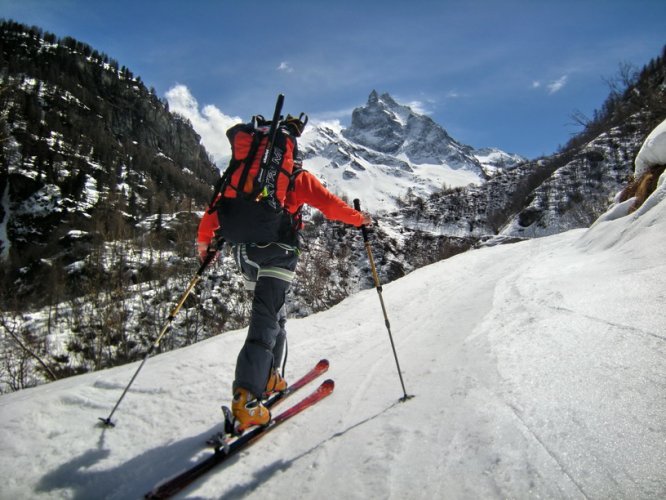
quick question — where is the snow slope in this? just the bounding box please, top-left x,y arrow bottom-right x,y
1,166 -> 665,499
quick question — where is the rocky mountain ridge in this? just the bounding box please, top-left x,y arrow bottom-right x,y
0,21 -> 219,304
344,90 -> 485,169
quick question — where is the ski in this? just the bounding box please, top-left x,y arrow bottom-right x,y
207,358 -> 329,446
265,358 -> 329,408
254,93 -> 285,200
145,379 -> 335,499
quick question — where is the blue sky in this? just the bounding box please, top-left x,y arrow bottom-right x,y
2,0 -> 665,159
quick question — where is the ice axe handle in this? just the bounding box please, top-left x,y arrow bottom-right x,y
353,199 -> 369,241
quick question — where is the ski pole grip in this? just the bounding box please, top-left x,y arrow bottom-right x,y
353,198 -> 369,242
196,238 -> 225,276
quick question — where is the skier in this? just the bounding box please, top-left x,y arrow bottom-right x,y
196,113 -> 371,432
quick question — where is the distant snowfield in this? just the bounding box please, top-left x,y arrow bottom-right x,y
305,154 -> 481,213
1,167 -> 665,499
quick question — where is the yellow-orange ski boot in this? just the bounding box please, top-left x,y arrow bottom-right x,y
264,369 -> 288,397
231,388 -> 271,433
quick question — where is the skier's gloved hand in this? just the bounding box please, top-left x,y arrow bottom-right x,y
197,241 -> 217,264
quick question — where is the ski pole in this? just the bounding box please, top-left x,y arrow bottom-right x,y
353,199 -> 413,402
99,239 -> 225,427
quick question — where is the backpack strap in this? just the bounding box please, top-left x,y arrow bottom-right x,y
235,130 -> 263,198
207,159 -> 237,214
287,166 -> 305,192
250,124 -> 289,204
286,167 -> 306,231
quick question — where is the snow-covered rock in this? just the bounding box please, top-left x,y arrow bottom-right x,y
635,117 -> 666,177
473,147 -> 526,176
594,118 -> 666,226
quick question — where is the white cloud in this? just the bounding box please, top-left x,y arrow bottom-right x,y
310,108 -> 355,122
165,84 -> 242,166
406,100 -> 431,115
277,61 -> 294,73
532,80 -> 541,89
547,75 -> 568,94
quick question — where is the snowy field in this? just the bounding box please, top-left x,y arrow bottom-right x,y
1,165 -> 665,499
302,154 -> 481,214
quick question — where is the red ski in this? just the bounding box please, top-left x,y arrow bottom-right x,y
209,359 -> 329,445
145,379 -> 335,499
265,358 -> 329,408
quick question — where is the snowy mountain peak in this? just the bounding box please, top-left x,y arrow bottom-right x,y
367,90 -> 405,117
342,91 -> 482,169
297,91 -> 525,212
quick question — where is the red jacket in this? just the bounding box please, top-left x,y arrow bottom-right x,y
197,170 -> 364,246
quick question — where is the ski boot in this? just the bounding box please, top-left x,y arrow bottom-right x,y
264,369 -> 288,397
230,387 -> 271,434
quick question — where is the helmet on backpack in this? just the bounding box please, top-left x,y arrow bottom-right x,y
283,113 -> 308,137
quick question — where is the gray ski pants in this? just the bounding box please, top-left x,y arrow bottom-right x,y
232,242 -> 299,398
